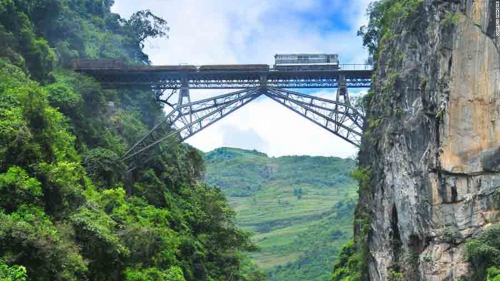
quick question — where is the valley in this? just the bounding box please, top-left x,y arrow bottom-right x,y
203,147 -> 357,281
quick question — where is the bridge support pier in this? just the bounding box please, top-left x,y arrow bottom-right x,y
178,78 -> 191,106
123,168 -> 134,197
336,74 -> 350,105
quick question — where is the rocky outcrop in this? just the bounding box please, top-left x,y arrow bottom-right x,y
360,0 -> 500,280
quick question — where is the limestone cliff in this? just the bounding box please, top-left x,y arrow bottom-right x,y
358,0 -> 500,280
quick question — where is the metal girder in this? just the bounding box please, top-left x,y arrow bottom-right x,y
85,68 -> 372,90
264,88 -> 364,147
123,87 -> 364,171
268,87 -> 364,129
101,77 -> 371,89
123,88 -> 263,164
114,67 -> 368,170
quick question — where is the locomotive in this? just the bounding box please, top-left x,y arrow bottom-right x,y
273,54 -> 339,71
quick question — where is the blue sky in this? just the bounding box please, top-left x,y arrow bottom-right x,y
112,0 -> 371,158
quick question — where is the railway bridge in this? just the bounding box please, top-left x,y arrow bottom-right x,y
73,57 -> 373,170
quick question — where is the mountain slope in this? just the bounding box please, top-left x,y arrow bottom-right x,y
0,2 -> 257,280
203,147 -> 357,281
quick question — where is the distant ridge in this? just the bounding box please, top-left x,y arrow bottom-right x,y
202,148 -> 357,281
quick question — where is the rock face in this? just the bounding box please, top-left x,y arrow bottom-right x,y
359,0 -> 500,280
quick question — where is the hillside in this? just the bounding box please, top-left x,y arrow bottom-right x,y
203,147 -> 357,281
0,1 -> 261,281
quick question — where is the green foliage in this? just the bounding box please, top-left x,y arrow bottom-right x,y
330,241 -> 361,281
368,117 -> 382,129
0,67 -> 80,172
83,147 -> 126,187
127,10 -> 170,50
126,267 -> 186,281
239,255 -> 268,281
488,267 -> 500,281
0,2 -> 257,281
330,214 -> 372,281
45,83 -> 82,113
361,89 -> 375,111
357,0 -> 423,64
70,206 -> 130,280
203,147 -> 357,281
36,162 -> 87,218
441,11 -> 460,28
0,0 -> 56,81
465,226 -> 500,281
0,206 -> 88,280
351,168 -> 372,193
0,260 -> 27,281
0,167 -> 42,212
329,165 -> 373,281
388,269 -> 404,281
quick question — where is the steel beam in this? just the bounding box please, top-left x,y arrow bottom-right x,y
123,88 -> 263,164
76,63 -> 370,167
265,89 -> 363,146
80,68 -> 372,90
124,86 -> 364,171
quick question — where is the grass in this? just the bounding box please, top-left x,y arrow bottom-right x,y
203,147 -> 357,281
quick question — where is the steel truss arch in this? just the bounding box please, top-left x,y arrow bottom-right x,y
264,88 -> 363,147
123,88 -> 263,164
123,88 -> 364,171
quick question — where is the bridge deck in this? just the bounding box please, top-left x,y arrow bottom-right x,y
76,65 -> 372,89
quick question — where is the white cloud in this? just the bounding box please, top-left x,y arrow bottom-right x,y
112,0 -> 371,158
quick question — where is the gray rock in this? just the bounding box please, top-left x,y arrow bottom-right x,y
357,0 -> 500,280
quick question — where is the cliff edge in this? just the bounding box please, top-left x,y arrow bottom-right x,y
357,0 -> 500,280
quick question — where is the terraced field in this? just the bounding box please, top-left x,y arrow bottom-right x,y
203,147 -> 357,281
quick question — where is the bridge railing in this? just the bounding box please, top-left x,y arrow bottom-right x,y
337,64 -> 373,71
189,64 -> 373,71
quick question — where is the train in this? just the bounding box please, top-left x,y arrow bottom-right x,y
71,60 -> 268,72
72,54 -> 340,72
274,54 -> 339,71
71,59 -> 197,71
71,59 -> 126,70
198,64 -> 269,71
128,65 -> 197,71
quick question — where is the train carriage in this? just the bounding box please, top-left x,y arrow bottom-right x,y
71,59 -> 126,70
71,59 -> 197,72
274,54 -> 339,71
198,64 -> 270,72
128,65 -> 197,71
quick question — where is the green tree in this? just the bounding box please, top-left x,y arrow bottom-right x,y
465,226 -> 500,281
0,260 -> 27,281
0,1 -> 258,281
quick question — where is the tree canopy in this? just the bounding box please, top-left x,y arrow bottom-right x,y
0,0 -> 258,280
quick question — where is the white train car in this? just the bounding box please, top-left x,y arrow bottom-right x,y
274,54 -> 339,71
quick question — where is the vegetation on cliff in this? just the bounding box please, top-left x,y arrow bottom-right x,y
330,0 -> 423,280
465,225 -> 500,280
333,0 -> 498,280
203,147 -> 357,281
0,1 -> 258,280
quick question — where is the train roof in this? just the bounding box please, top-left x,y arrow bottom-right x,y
274,53 -> 338,57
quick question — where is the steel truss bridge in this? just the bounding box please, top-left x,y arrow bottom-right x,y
75,63 -> 372,171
